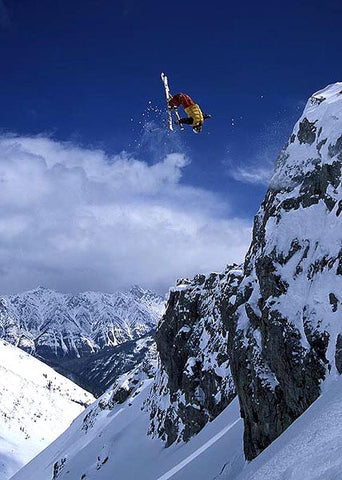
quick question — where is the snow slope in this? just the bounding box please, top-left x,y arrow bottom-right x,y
11,377 -> 244,480
0,340 -> 94,480
13,372 -> 342,480
11,350 -> 342,480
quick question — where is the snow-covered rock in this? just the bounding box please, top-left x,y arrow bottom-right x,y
229,82 -> 342,459
0,339 -> 94,480
146,82 -> 342,462
146,266 -> 242,446
0,285 -> 164,361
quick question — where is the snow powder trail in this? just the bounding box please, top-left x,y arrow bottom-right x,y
157,418 -> 241,480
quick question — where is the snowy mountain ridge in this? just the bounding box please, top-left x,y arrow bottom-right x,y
9,358 -> 244,480
0,339 -> 94,480
0,285 -> 165,361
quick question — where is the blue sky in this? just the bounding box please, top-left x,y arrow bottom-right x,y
0,0 -> 341,294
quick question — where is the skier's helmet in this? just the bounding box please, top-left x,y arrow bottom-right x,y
192,124 -> 202,134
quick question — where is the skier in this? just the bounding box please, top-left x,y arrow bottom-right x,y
168,93 -> 211,133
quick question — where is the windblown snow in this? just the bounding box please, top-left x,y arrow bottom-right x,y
0,340 -> 94,480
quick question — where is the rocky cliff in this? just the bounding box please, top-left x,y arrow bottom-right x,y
146,265 -> 242,445
229,82 -> 342,460
147,82 -> 342,462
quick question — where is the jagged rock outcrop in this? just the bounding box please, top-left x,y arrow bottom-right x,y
0,286 -> 164,361
146,265 -> 243,445
229,82 -> 342,460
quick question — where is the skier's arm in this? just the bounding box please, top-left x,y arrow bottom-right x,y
168,93 -> 183,109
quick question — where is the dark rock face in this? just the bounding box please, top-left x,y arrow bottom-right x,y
52,458 -> 66,480
335,334 -> 342,374
146,266 -> 243,446
328,135 -> 342,160
229,82 -> 342,460
297,117 -> 317,145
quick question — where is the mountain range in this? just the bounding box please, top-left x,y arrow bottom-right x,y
0,285 -> 164,361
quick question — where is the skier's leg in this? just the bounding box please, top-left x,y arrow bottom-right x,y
177,117 -> 193,125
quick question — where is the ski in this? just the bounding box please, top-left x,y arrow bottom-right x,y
161,72 -> 184,131
161,72 -> 173,131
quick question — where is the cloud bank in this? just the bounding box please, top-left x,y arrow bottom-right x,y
0,136 -> 251,294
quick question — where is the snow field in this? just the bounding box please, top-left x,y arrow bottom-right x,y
0,340 -> 94,479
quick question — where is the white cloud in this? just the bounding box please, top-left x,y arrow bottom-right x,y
0,135 -> 252,294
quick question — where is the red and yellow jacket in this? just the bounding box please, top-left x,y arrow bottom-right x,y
169,93 -> 204,127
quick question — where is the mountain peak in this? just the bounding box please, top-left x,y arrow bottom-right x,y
271,81 -> 342,191
128,284 -> 145,298
25,286 -> 57,296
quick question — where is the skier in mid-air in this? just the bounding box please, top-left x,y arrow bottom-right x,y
168,92 -> 211,133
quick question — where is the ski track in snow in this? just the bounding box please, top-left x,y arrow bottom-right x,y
157,419 -> 241,480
